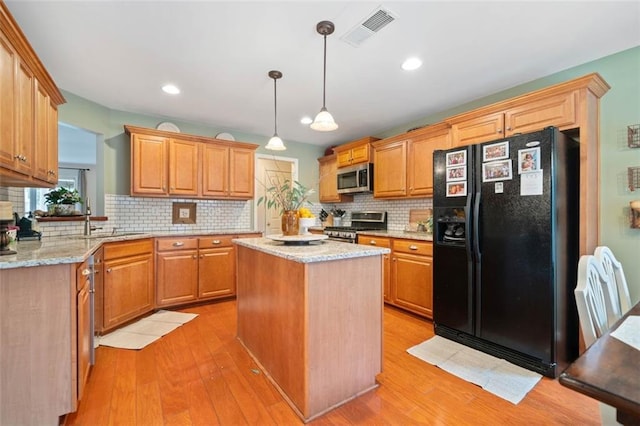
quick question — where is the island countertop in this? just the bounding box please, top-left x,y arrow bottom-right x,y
0,230 -> 260,269
233,237 -> 390,264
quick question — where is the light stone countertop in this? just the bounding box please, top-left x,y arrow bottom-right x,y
0,230 -> 260,270
233,237 -> 390,264
356,230 -> 434,242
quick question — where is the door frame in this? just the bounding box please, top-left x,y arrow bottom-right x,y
254,154 -> 299,234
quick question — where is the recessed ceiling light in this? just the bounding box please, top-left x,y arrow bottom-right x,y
300,116 -> 313,125
162,84 -> 180,95
401,57 -> 422,71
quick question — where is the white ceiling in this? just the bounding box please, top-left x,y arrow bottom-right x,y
6,1 -> 640,148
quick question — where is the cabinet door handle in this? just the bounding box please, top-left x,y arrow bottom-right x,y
200,254 -> 204,259
94,270 -> 100,275
369,240 -> 377,245
192,255 -> 197,259
497,129 -> 503,134
173,242 -> 184,247
212,240 -> 221,245
82,268 -> 91,276
106,268 -> 112,273
409,245 -> 418,251
506,126 -> 512,131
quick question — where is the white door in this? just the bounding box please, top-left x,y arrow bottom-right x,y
256,158 -> 293,236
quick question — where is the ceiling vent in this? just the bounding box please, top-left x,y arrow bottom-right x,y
340,7 -> 397,47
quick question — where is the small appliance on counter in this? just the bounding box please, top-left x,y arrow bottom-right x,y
14,213 -> 42,241
324,211 -> 387,243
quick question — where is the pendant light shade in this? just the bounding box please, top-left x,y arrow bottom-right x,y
310,21 -> 338,132
266,70 -> 286,151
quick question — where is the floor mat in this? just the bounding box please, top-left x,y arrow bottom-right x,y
98,310 -> 198,350
407,335 -> 542,404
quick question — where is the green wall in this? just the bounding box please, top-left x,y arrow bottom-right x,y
377,46 -> 640,303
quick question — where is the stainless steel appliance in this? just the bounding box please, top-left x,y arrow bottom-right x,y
432,127 -> 580,377
324,211 -> 387,243
80,254 -> 96,365
337,163 -> 373,194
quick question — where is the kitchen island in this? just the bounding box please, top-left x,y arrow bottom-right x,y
234,238 -> 389,422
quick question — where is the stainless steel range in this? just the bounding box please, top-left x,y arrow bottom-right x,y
323,211 -> 387,243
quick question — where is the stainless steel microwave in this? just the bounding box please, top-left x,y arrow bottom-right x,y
337,163 -> 373,194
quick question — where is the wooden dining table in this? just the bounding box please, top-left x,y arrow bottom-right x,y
559,302 -> 640,425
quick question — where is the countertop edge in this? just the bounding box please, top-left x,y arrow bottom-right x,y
0,230 -> 262,269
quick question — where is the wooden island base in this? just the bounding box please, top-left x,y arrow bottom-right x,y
236,243 -> 383,422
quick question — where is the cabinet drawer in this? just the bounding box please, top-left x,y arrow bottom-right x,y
104,238 -> 153,260
358,235 -> 391,248
156,237 -> 198,251
198,236 -> 235,248
393,239 -> 432,256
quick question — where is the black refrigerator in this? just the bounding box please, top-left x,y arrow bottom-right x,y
432,127 -> 580,378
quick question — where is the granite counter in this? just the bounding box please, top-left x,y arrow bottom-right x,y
233,237 -> 389,264
0,230 -> 260,269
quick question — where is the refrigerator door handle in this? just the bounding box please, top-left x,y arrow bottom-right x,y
473,190 -> 481,259
466,191 -> 473,261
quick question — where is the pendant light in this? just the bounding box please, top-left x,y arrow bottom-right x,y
310,20 -> 338,132
265,70 -> 286,151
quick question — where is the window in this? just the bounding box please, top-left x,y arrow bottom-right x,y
24,169 -> 84,214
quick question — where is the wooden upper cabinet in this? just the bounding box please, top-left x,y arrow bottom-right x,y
169,138 -> 199,196
0,3 -> 65,187
407,124 -> 451,196
373,123 -> 451,199
228,146 -> 255,199
450,91 -> 578,147
318,154 -> 353,203
13,61 -> 34,176
126,125 -> 258,200
333,136 -> 379,168
451,112 -> 504,147
33,88 -> 60,184
131,133 -> 168,195
0,32 -> 16,171
505,91 -> 577,135
201,144 -> 228,197
373,139 -> 408,198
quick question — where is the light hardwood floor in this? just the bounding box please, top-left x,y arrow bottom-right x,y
64,300 -> 599,425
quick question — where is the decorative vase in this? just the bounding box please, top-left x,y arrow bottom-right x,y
48,204 -> 75,216
281,210 -> 300,236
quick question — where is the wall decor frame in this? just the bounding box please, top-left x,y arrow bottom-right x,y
172,202 -> 196,224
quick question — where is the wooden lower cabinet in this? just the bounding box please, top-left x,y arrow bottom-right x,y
198,245 -> 235,299
359,235 -> 433,318
155,236 -> 198,306
156,234 -> 259,308
102,239 -> 154,332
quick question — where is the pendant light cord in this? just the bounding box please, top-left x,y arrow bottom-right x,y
273,77 -> 278,135
322,34 -> 327,109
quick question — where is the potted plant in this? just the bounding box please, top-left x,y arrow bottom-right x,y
44,187 -> 82,216
258,179 -> 314,235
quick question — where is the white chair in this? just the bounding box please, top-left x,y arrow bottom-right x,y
575,255 -> 613,348
594,246 -> 632,322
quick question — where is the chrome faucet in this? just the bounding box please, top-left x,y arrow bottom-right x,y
84,198 -> 92,236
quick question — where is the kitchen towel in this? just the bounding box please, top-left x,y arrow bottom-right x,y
407,336 -> 542,404
98,310 -> 198,350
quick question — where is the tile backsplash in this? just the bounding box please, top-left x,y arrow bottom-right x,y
319,192 -> 432,231
3,187 -> 431,237
104,194 -> 252,233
